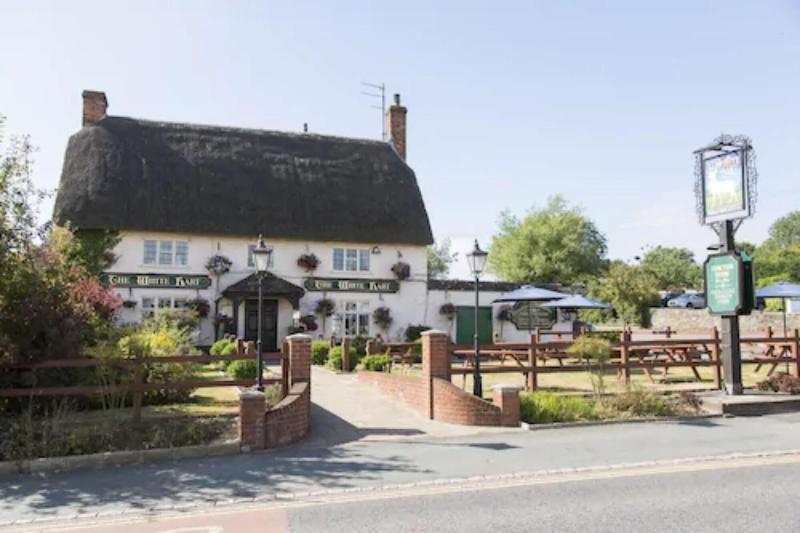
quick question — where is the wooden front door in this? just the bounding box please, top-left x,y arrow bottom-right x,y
244,299 -> 278,351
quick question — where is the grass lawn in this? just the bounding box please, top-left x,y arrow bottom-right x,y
392,362 -> 782,400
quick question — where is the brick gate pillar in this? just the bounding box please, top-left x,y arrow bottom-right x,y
421,330 -> 450,418
287,333 -> 312,386
239,389 -> 266,451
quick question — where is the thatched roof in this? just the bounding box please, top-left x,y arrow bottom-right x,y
54,116 -> 434,245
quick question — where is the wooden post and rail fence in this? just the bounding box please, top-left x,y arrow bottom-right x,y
375,326 -> 800,392
0,339 -> 289,422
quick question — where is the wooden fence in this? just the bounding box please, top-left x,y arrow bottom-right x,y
382,327 -> 800,392
0,339 -> 289,421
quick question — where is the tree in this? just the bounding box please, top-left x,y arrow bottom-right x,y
488,196 -> 607,284
639,246 -> 702,291
427,238 -> 458,279
764,211 -> 800,249
588,261 -> 660,327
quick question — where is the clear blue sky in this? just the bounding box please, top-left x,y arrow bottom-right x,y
2,0 -> 798,278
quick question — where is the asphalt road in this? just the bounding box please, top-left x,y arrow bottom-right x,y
3,413 -> 800,530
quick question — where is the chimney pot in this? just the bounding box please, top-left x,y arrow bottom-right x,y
386,93 -> 408,160
82,90 -> 108,127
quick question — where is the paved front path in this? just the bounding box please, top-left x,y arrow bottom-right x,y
3,413 -> 800,526
305,367 -> 511,447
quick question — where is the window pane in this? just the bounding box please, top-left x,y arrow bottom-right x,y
359,249 -> 370,271
158,240 -> 173,265
333,248 -> 344,271
358,313 -> 370,336
174,298 -> 187,309
345,249 -> 358,271
158,298 -> 172,309
247,244 -> 255,267
143,240 -> 157,264
142,298 -> 155,309
175,241 -> 188,266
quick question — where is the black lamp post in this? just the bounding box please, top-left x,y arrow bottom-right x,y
252,234 -> 272,391
466,239 -> 488,398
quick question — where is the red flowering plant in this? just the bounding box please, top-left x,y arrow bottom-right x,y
391,261 -> 411,281
297,253 -> 320,272
439,302 -> 457,320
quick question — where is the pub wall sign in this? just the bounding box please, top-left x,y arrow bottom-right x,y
99,273 -> 212,290
304,277 -> 399,293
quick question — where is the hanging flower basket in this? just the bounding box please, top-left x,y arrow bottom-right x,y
214,313 -> 232,325
439,302 -> 457,320
122,300 -> 138,309
297,253 -> 320,272
373,306 -> 393,330
205,255 -> 232,276
315,298 -> 335,317
187,298 -> 211,318
496,305 -> 513,322
391,261 -> 411,281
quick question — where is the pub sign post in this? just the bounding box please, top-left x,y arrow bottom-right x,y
694,134 -> 758,395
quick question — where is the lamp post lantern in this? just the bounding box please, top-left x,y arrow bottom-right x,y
466,239 -> 488,398
252,234 -> 272,391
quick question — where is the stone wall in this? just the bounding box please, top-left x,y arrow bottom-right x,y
650,308 -> 800,335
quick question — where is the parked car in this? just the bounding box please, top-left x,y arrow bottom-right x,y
659,291 -> 683,307
667,293 -> 705,309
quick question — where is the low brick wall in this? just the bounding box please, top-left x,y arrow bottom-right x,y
358,371 -> 517,427
651,308 -> 800,334
265,382 -> 310,448
431,378 -> 503,426
357,371 -> 429,416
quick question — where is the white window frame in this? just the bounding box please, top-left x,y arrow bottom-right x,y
144,239 -> 189,267
341,301 -> 370,337
333,247 -> 370,272
141,296 -> 187,317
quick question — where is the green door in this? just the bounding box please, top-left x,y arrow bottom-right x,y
456,306 -> 493,346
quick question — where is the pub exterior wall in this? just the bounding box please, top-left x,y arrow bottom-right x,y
109,231 -> 428,345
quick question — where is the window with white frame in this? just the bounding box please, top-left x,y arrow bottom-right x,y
144,239 -> 188,266
141,296 -> 188,317
342,301 -> 370,336
333,248 -> 370,272
247,244 -> 274,268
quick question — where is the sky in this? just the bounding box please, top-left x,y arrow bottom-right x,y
1,0 -> 799,279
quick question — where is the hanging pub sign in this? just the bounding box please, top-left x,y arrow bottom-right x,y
99,272 -> 212,290
304,277 -> 400,293
704,251 -> 755,316
694,135 -> 756,226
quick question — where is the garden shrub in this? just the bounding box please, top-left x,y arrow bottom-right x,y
360,354 -> 392,372
226,359 -> 258,380
604,388 -> 675,417
520,392 -> 597,424
756,372 -> 800,394
405,325 -> 431,342
327,345 -> 359,371
567,335 -> 614,396
311,340 -> 330,365
210,336 -> 237,369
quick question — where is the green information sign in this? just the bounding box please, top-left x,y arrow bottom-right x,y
704,253 -> 743,315
304,277 -> 399,293
99,272 -> 212,290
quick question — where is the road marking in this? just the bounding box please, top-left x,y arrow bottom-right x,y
11,450 -> 800,532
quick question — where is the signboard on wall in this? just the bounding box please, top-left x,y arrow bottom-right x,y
508,301 -> 555,330
304,277 -> 400,293
99,273 -> 212,290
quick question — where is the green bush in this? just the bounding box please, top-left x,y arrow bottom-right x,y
360,354 -> 392,372
210,337 -> 235,356
311,340 -> 330,366
604,388 -> 675,417
405,325 -> 431,342
227,359 -> 258,380
519,392 -> 597,424
351,335 -> 368,356
327,345 -> 359,371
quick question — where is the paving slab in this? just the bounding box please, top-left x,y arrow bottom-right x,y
306,367 -> 513,448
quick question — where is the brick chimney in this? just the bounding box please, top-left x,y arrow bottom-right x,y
82,90 -> 108,127
386,93 -> 407,160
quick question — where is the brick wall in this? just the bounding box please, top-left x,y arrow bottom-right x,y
358,371 -> 429,415
264,382 -> 310,448
431,378 -> 503,426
